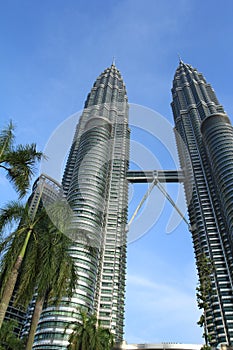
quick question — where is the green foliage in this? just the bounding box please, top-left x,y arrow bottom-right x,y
200,345 -> 212,350
0,199 -> 77,347
15,212 -> 77,307
0,201 -> 43,302
196,253 -> 214,346
0,120 -> 43,198
0,320 -> 24,350
67,311 -> 114,350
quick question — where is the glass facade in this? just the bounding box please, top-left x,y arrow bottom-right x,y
33,64 -> 129,348
171,61 -> 233,346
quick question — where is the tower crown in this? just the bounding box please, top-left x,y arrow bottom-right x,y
172,61 -> 224,119
84,64 -> 127,108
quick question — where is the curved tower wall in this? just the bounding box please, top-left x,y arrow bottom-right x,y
171,61 -> 233,346
67,116 -> 112,247
33,64 -> 129,349
201,114 -> 233,247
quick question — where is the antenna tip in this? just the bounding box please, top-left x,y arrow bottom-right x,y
178,53 -> 183,64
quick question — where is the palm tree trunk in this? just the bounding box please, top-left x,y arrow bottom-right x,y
204,310 -> 208,346
0,229 -> 32,328
25,296 -> 44,350
0,255 -> 23,328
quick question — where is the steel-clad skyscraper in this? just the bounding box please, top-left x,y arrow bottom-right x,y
172,61 -> 233,346
33,64 -> 129,349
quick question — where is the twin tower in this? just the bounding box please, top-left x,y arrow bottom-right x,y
27,62 -> 233,348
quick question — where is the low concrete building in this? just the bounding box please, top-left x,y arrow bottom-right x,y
114,343 -> 202,350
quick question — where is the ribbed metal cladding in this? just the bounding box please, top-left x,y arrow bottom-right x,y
201,114 -> 233,247
33,64 -> 129,349
172,61 -> 233,346
67,116 -> 112,247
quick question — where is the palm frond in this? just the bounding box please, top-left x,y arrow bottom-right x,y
14,233 -> 39,307
0,120 -> 14,159
13,212 -> 77,309
45,199 -> 74,233
3,144 -> 43,198
4,143 -> 43,165
67,311 -> 114,350
0,201 -> 26,233
0,229 -> 18,254
0,227 -> 29,300
36,223 -> 77,303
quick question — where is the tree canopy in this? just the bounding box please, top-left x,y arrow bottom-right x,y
0,120 -> 43,198
67,311 -> 114,350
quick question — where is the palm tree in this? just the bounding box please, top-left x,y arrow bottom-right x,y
0,201 -> 47,327
0,320 -> 24,350
15,216 -> 77,350
0,120 -> 43,198
67,311 -> 114,350
0,198 -> 77,348
94,326 -> 114,350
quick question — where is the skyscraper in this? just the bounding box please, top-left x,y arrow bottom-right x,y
33,64 -> 129,349
171,61 -> 233,346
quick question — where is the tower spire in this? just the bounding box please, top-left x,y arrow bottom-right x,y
178,53 -> 183,64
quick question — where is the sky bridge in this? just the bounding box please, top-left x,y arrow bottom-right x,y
126,170 -> 185,183
126,169 -> 189,228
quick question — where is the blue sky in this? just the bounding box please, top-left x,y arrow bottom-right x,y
1,0 -> 233,345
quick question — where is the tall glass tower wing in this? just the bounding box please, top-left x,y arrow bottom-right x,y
171,61 -> 233,346
33,64 -> 129,349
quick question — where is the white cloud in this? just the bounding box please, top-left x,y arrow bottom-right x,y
126,274 -> 197,313
125,273 -> 202,344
